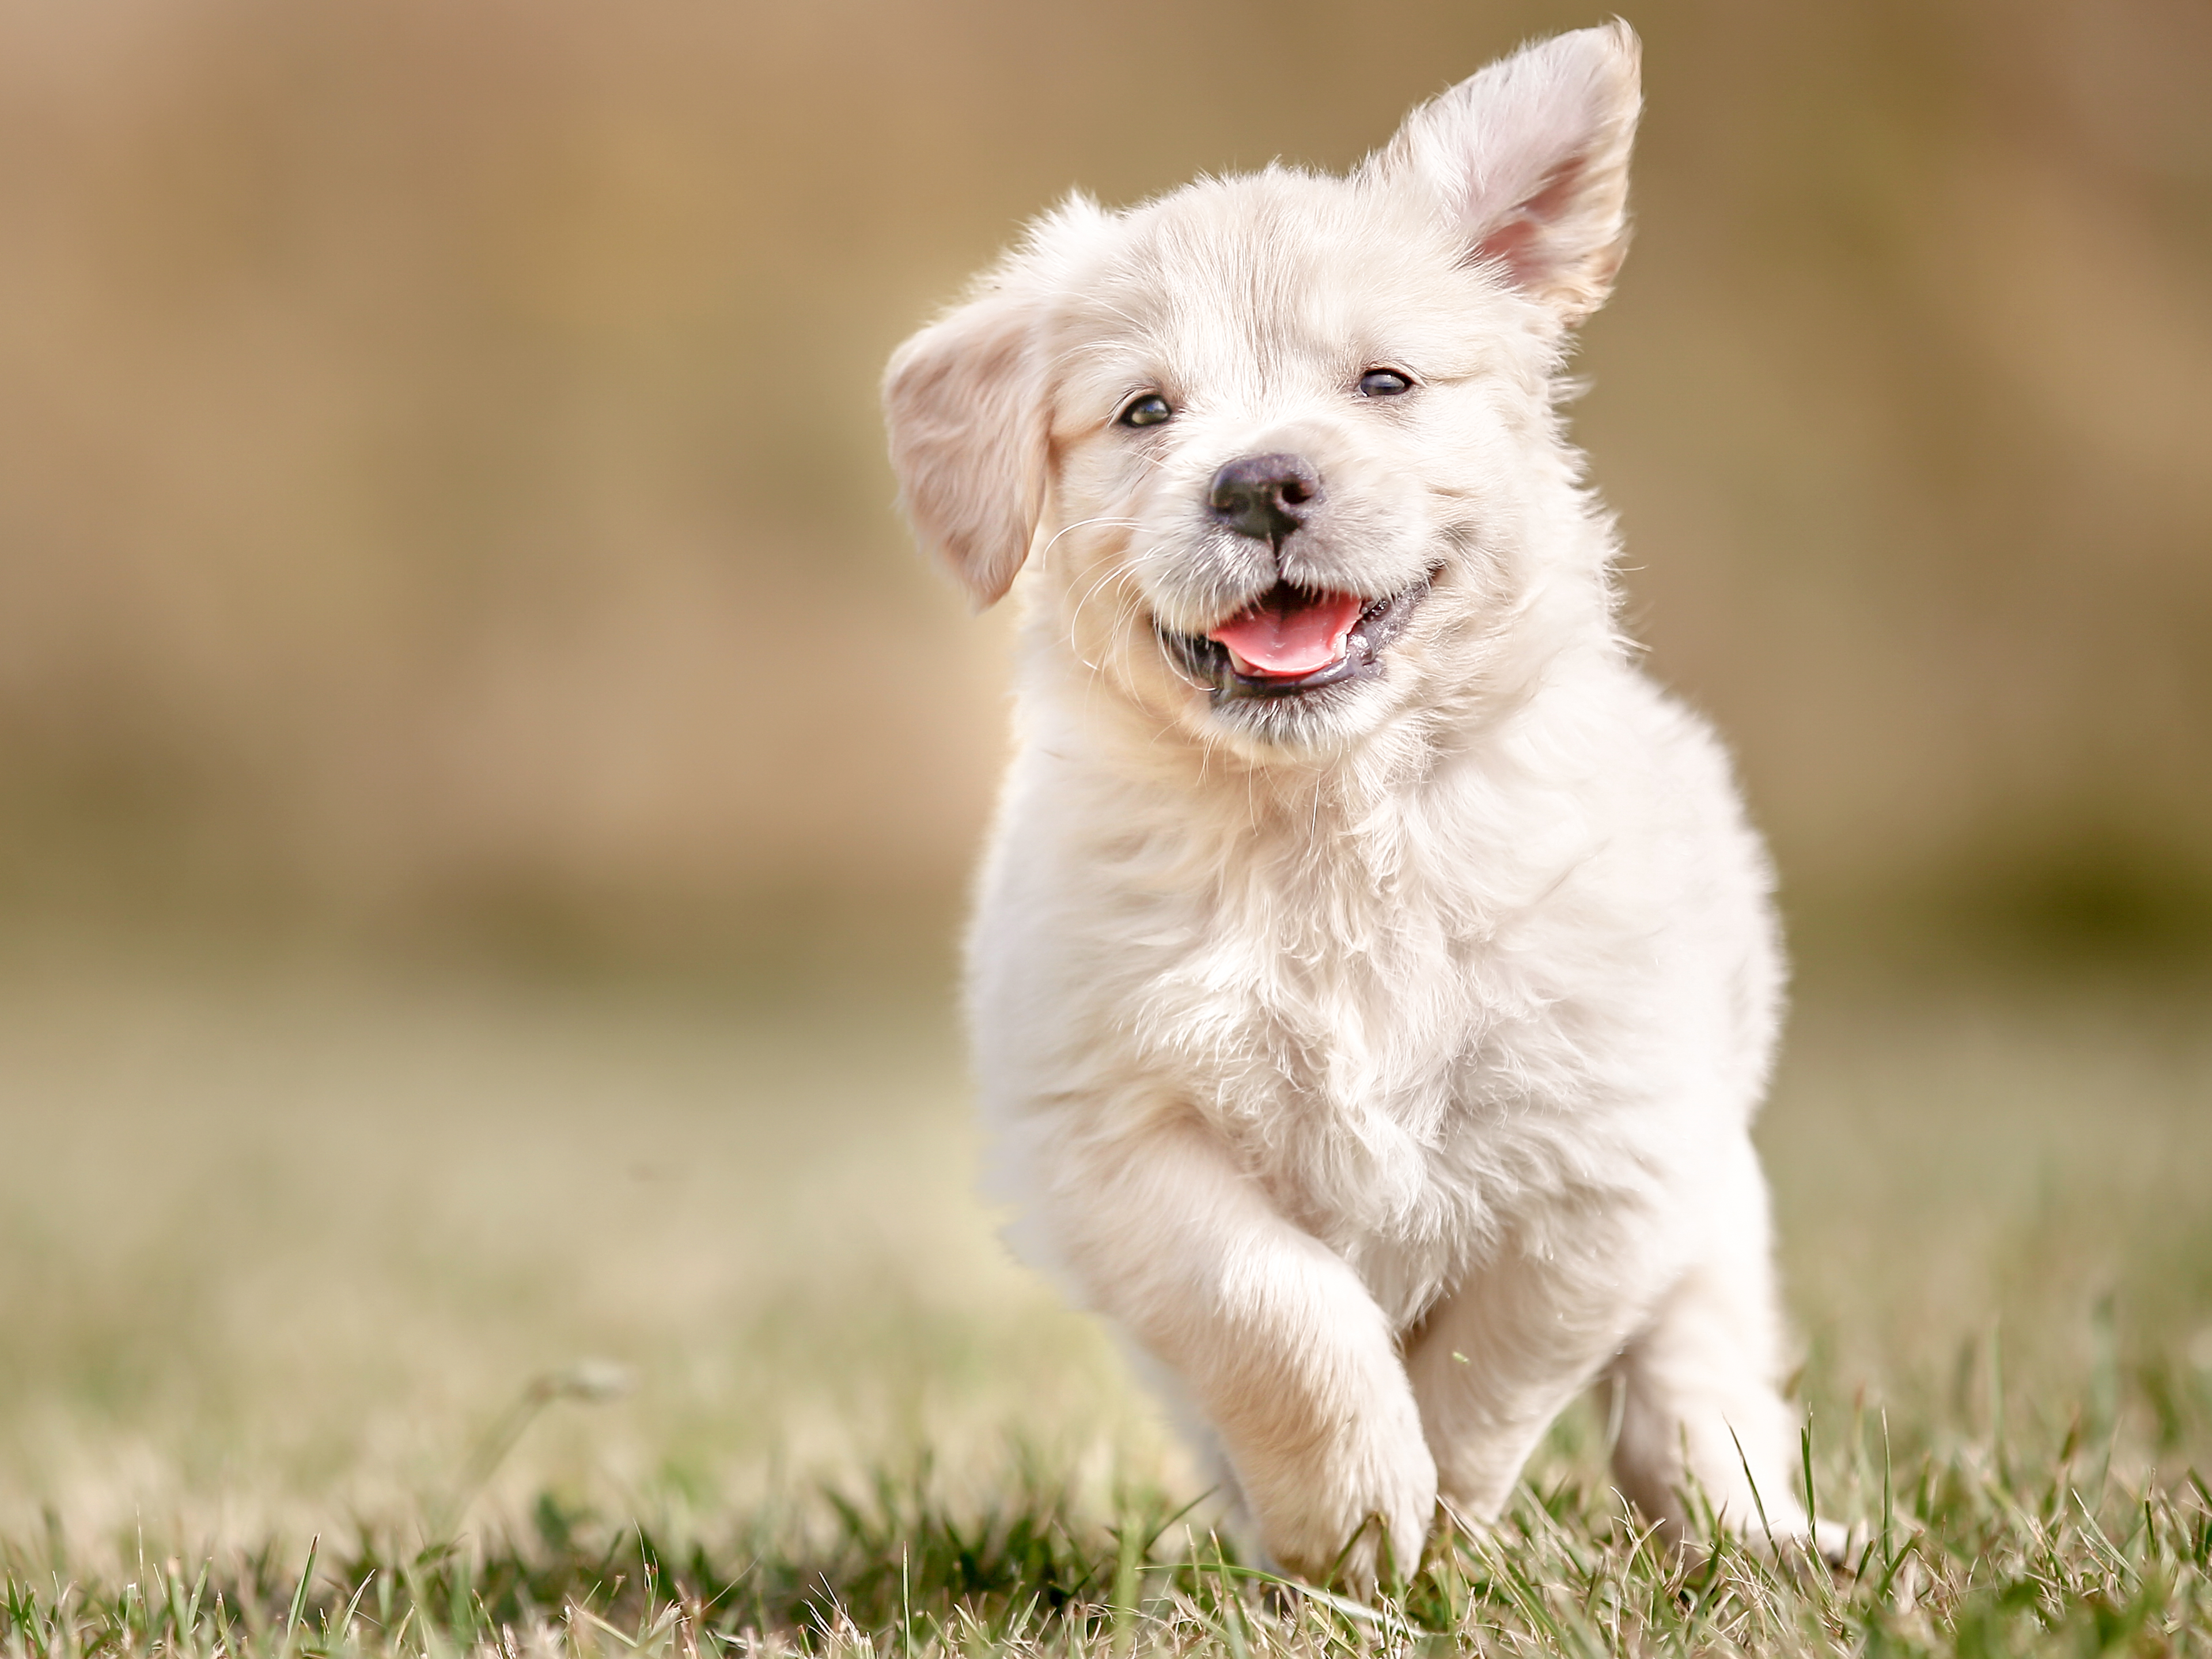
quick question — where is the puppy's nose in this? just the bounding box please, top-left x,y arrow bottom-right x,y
1207,453 -> 1321,543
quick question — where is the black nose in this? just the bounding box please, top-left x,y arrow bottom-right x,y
1207,453 -> 1321,543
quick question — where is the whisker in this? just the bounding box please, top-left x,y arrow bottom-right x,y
1040,515 -> 1143,566
1066,559 -> 1139,677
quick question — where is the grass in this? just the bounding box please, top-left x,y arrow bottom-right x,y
0,934 -> 2208,1655
3,1419 -> 2209,1657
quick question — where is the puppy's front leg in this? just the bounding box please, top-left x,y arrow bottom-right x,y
1046,1115 -> 1435,1592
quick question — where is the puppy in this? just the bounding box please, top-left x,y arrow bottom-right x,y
885,22 -> 1829,1593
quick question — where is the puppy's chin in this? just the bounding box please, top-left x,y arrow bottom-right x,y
1189,672 -> 1407,758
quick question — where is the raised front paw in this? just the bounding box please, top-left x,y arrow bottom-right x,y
1249,1420 -> 1438,1597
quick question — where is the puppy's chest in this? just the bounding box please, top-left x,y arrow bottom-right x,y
1131,900 -> 1465,1124
1118,866 -> 1548,1189
1110,868 -> 1613,1325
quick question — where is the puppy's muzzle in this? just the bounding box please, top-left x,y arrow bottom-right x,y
1209,453 -> 1322,545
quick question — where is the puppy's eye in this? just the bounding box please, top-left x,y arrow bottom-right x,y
1118,393 -> 1173,428
1358,369 -> 1414,397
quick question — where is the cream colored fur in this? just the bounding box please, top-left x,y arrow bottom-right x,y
884,22 -> 1832,1593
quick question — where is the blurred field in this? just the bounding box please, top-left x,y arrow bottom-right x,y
0,934 -> 1149,1560
2,937 -> 2207,1550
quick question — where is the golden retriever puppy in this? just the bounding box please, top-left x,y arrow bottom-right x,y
884,22 -> 1832,1593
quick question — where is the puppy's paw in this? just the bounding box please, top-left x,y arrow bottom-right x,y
1809,1512 -> 1922,1573
1812,1515 -> 1856,1569
1253,1426 -> 1437,1598
1724,1512 -> 1869,1577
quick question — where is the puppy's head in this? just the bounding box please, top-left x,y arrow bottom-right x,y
885,24 -> 1640,763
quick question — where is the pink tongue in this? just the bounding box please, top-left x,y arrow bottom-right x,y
1207,590 -> 1366,676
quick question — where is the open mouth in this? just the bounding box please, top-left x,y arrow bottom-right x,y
1158,577 -> 1432,701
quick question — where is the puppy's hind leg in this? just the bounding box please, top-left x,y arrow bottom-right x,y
1404,1209 -> 1676,1531
1608,1135 -> 1845,1562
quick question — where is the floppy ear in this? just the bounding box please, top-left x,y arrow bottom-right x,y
882,283 -> 1052,611
1366,21 -> 1642,325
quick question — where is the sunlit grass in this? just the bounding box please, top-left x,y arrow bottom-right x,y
1,937 -> 2207,1653
2,1424 -> 2208,1656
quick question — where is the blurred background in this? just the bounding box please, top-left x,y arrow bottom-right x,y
0,0 -> 2207,1559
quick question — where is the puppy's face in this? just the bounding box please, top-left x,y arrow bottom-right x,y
1037,181 -> 1563,756
887,25 -> 1642,763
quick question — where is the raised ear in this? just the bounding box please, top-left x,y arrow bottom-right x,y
882,282 -> 1052,611
1365,21 -> 1642,325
